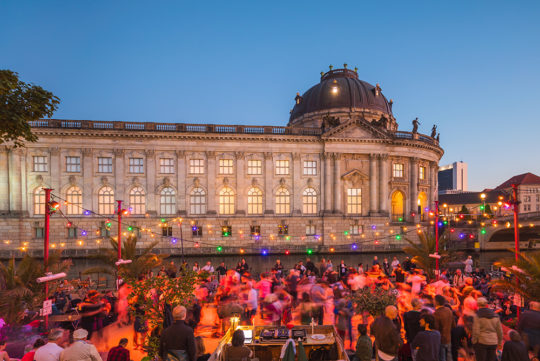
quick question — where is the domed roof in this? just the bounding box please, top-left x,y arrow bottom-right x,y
290,67 -> 393,123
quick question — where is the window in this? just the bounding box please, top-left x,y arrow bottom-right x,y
275,187 -> 291,214
303,161 -> 317,175
192,224 -> 203,237
347,188 -> 362,214
219,187 -> 235,215
160,187 -> 176,215
100,221 -> 111,237
250,225 -> 261,238
190,187 -> 206,215
159,158 -> 174,174
306,222 -> 316,236
393,163 -> 404,178
98,186 -> 115,214
98,157 -> 113,173
219,159 -> 234,175
66,186 -> 82,215
66,156 -> 81,172
222,225 -> 232,237
129,158 -> 144,173
524,196 -> 531,202
248,160 -> 262,175
129,186 -> 146,215
351,223 -> 362,235
275,160 -> 290,175
189,159 -> 205,174
278,223 -> 288,236
34,188 -> 46,215
67,226 -> 78,239
302,187 -> 318,214
523,204 -> 531,212
247,187 -> 263,214
33,156 -> 48,172
419,166 -> 426,180
162,226 -> 173,237
537,194 -> 540,202
35,227 -> 44,239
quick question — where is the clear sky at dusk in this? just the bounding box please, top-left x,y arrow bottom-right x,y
1,0 -> 539,191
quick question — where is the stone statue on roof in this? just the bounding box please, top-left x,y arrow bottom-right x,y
412,118 -> 420,133
431,124 -> 437,138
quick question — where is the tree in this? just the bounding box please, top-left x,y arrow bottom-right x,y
493,250 -> 540,302
403,231 -> 453,281
0,70 -> 60,147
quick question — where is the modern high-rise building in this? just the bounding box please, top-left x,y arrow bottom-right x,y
438,161 -> 467,194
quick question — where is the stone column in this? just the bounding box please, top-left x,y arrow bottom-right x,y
146,149 -> 156,213
263,152 -> 274,214
333,153 -> 342,213
324,153 -> 332,213
8,149 -> 21,212
176,151 -> 186,214
206,151 -> 217,214
378,154 -> 389,214
113,149 -> 125,208
0,147 -> 9,212
292,153 -> 301,214
82,149 -> 93,211
430,162 -> 438,207
235,152 -> 246,214
19,149 -> 28,214
410,157 -> 418,220
369,153 -> 379,214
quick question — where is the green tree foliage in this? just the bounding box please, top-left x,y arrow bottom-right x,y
0,70 -> 60,147
403,231 -> 452,281
493,250 -> 540,302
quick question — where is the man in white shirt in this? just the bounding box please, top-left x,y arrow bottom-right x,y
35,328 -> 65,361
201,261 -> 214,273
60,328 -> 102,361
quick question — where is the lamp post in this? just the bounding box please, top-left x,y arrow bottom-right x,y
511,184 -> 521,320
43,188 -> 53,330
435,200 -> 440,280
117,200 -> 123,261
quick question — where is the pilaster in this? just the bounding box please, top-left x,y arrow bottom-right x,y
292,152 -> 301,214
333,153 -> 342,213
146,149 -> 156,213
263,152 -> 274,214
378,154 -> 389,214
369,153 -> 379,214
82,148 -> 93,211
0,147 -> 9,211
113,149 -> 125,205
235,152 -> 246,214
323,153 -> 332,213
49,147 -> 61,193
206,151 -> 217,214
176,151 -> 186,214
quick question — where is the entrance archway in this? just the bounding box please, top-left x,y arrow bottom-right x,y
391,190 -> 405,222
418,192 -> 428,220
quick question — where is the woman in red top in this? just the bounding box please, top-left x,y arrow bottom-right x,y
21,338 -> 45,361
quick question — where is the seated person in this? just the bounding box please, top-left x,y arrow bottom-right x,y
225,329 -> 253,361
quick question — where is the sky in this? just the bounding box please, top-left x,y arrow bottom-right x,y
1,0 -> 539,191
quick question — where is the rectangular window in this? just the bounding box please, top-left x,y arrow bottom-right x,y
419,166 -> 426,180
524,204 -> 531,212
35,227 -> 44,239
306,223 -> 316,236
303,161 -> 317,175
537,194 -> 540,202
162,226 -> 173,237
159,158 -> 174,174
247,160 -> 262,175
278,224 -> 288,236
67,227 -> 78,239
129,158 -> 144,173
351,224 -> 362,235
524,196 -> 531,202
33,156 -> 48,172
98,157 -> 113,173
250,225 -> 261,238
222,225 -> 232,237
219,159 -> 234,175
275,160 -> 290,175
347,188 -> 362,214
189,159 -> 205,174
66,156 -> 81,172
393,163 -> 404,178
99,222 -> 111,237
192,225 -> 203,237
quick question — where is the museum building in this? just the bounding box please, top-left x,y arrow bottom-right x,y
0,67 -> 443,256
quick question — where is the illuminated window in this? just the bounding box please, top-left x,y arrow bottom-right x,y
275,187 -> 290,214
33,156 -> 48,172
189,159 -> 205,174
66,186 -> 82,215
129,186 -> 146,215
302,187 -> 318,214
419,166 -> 426,180
160,187 -> 176,215
34,188 -> 46,215
162,226 -> 173,237
159,158 -> 174,174
248,160 -> 262,175
192,222 -> 203,237
393,163 -> 404,178
219,159 -> 234,175
98,186 -> 115,215
303,161 -> 317,175
66,156 -> 81,172
129,158 -> 144,174
250,225 -> 261,238
219,187 -> 235,215
34,227 -> 44,239
306,221 -> 316,236
275,160 -> 290,175
247,187 -> 263,214
98,157 -> 112,173
278,223 -> 288,236
347,188 -> 362,214
190,187 -> 206,215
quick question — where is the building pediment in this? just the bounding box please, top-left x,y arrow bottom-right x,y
322,117 -> 391,140
342,169 -> 368,187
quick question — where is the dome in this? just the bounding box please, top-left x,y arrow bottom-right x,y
289,67 -> 394,124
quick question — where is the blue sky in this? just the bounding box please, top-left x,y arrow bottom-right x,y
1,0 -> 539,191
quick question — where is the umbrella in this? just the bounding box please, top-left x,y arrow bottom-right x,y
297,341 -> 308,361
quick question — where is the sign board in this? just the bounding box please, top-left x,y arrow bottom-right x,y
42,299 -> 53,316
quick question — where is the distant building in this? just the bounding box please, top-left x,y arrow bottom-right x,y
438,161 -> 467,194
495,172 -> 540,213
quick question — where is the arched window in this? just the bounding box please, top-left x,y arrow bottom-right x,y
129,186 -> 146,215
275,187 -> 290,214
34,188 -> 46,215
98,186 -> 115,215
346,188 -> 362,214
66,186 -> 82,215
190,187 -> 206,215
391,190 -> 405,222
302,187 -> 317,214
219,187 -> 235,215
247,187 -> 263,215
160,187 -> 176,215
418,192 -> 428,220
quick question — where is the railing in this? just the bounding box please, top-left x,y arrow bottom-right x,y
394,131 -> 438,146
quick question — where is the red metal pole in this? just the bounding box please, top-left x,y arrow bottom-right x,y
117,200 -> 122,261
512,184 -> 520,320
43,188 -> 52,330
435,200 -> 439,280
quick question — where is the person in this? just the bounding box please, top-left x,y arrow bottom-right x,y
194,336 -> 210,361
239,259 -> 249,274
404,298 -> 424,344
201,261 -> 214,273
310,281 -> 326,325
160,305 -> 196,361
336,299 -> 353,342
392,263 -> 406,283
299,292 -> 315,325
339,260 -> 348,278
373,256 -> 380,265
382,258 -> 391,276
106,338 -> 130,361
434,295 -> 455,361
408,270 -> 425,295
78,290 -> 104,339
305,258 -> 316,274
193,262 -> 200,272
453,269 -> 465,289
472,297 -> 503,361
35,328 -> 65,361
371,305 -> 401,361
59,328 -> 103,361
355,324 -> 372,361
403,257 -> 413,272
451,315 -> 474,361
216,262 -> 227,278
501,330 -> 529,361
412,314 -> 441,361
133,304 -> 147,350
273,259 -> 284,277
224,329 -> 252,361
243,282 -> 258,321
0,341 -> 10,361
391,257 -> 400,270
464,256 -> 473,275
21,338 -> 46,361
517,301 -> 540,358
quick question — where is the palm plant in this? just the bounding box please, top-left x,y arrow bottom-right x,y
84,235 -> 167,280
403,231 -> 452,280
493,250 -> 540,302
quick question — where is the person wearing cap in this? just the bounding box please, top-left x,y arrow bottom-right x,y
59,328 -> 102,361
35,328 -> 65,361
472,297 -> 503,361
160,305 -> 196,361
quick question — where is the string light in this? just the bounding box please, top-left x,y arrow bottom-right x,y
306,248 -> 313,255
261,249 -> 268,256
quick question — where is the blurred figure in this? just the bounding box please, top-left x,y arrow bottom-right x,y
21,338 -> 46,361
